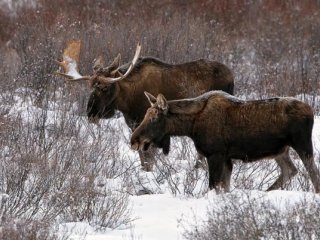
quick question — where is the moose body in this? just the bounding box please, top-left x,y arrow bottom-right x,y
131,91 -> 320,192
57,41 -> 234,171
87,57 -> 234,127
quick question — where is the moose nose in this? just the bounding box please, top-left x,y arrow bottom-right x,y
131,142 -> 139,151
130,135 -> 141,151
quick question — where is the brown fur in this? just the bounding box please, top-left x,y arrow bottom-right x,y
131,91 -> 320,193
87,57 -> 234,171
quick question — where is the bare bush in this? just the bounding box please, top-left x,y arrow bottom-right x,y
231,150 -> 320,193
1,1 -> 320,238
0,87 -> 134,234
0,218 -> 59,240
183,191 -> 320,240
125,136 -> 209,197
1,0 -> 319,110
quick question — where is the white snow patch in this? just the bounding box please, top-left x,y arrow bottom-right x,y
64,190 -> 320,240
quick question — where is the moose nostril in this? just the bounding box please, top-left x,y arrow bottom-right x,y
131,142 -> 139,151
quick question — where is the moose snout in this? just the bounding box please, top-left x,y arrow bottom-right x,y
130,136 -> 140,151
131,142 -> 140,151
130,136 -> 151,152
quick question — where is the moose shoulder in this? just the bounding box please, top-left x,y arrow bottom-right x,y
131,91 -> 320,193
56,40 -> 234,171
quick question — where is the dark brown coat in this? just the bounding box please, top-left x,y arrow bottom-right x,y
87,58 -> 234,125
87,58 -> 234,171
57,41 -> 234,171
131,91 -> 320,192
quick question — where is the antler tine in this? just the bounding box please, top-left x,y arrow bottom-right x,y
54,71 -> 92,81
110,53 -> 122,76
55,39 -> 92,82
55,58 -> 91,81
98,43 -> 141,84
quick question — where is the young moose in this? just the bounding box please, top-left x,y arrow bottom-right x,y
131,91 -> 320,192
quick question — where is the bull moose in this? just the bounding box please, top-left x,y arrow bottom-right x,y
131,91 -> 320,193
56,40 -> 234,171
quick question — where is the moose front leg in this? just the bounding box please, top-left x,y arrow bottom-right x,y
207,154 -> 230,192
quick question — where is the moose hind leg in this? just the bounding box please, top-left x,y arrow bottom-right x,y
290,120 -> 320,193
267,147 -> 297,191
295,145 -> 320,193
300,156 -> 320,193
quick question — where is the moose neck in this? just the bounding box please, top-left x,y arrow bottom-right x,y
116,80 -> 152,124
113,81 -> 129,112
166,113 -> 196,138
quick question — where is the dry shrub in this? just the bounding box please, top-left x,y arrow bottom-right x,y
1,1 -> 320,237
0,89 -> 133,235
183,191 -> 320,240
0,0 -> 319,110
0,218 -> 58,240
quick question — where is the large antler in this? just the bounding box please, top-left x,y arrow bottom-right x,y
55,39 -> 91,81
97,43 -> 141,84
56,40 -> 141,84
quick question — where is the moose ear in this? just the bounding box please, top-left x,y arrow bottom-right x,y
156,94 -> 168,113
144,91 -> 157,106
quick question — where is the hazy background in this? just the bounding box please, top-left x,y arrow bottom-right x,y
1,0 -> 319,110
1,1 -> 320,239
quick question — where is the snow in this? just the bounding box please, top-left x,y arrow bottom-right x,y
313,116 -> 320,155
61,193 -> 208,240
3,91 -> 320,240
60,118 -> 320,240
63,189 -> 320,240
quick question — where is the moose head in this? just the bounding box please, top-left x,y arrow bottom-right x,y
131,92 -> 169,152
56,40 -> 141,124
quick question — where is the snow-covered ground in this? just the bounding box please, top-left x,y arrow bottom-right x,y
60,118 -> 320,240
62,190 -> 320,240
2,89 -> 320,240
